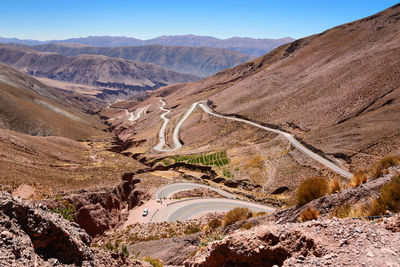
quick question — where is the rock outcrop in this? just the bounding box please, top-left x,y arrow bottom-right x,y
41,176 -> 149,237
185,217 -> 400,266
0,191 -> 146,266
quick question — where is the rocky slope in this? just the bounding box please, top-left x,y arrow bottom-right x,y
0,43 -> 199,91
41,174 -> 149,236
27,43 -> 252,77
185,215 -> 400,267
0,191 -> 148,266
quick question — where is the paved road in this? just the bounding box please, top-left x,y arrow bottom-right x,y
153,100 -> 198,152
153,99 -> 172,152
124,182 -> 275,224
153,197 -> 275,222
198,103 -> 353,178
128,105 -> 149,122
152,99 -> 352,178
155,182 -> 237,199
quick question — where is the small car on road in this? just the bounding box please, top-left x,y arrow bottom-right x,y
142,208 -> 148,217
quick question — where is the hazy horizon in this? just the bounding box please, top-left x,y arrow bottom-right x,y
1,0 -> 398,41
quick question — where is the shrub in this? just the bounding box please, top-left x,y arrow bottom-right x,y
121,245 -> 129,257
184,224 -> 201,235
207,218 -> 222,230
144,257 -> 163,267
199,232 -> 224,247
241,221 -> 253,230
369,163 -> 384,179
367,198 -> 387,217
332,203 -> 352,218
51,200 -> 75,221
379,155 -> 400,169
223,207 -> 252,227
349,171 -> 368,188
369,155 -> 399,179
299,206 -> 319,222
328,177 -> 342,194
253,211 -> 267,217
296,177 -> 328,206
377,175 -> 400,213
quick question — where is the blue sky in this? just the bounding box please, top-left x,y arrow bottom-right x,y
1,0 -> 398,40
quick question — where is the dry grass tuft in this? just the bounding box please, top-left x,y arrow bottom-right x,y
328,177 -> 343,194
241,221 -> 253,230
333,175 -> 400,219
207,218 -> 222,230
222,207 -> 252,227
376,174 -> 400,213
369,163 -> 384,180
299,206 -> 320,222
296,177 -> 328,206
379,155 -> 400,169
369,155 -> 400,179
349,171 -> 368,188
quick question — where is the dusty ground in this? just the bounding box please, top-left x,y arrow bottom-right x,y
0,128 -> 144,198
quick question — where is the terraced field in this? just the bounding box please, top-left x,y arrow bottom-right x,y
160,150 -> 233,178
171,150 -> 230,167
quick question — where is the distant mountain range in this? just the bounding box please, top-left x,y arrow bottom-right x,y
0,43 -> 198,91
25,43 -> 252,77
0,35 -> 294,57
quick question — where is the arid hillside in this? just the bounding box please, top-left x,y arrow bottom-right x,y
0,64 -> 107,139
27,43 -> 252,77
0,43 -> 199,91
106,4 -> 400,196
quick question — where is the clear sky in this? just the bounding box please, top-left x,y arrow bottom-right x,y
1,0 -> 398,40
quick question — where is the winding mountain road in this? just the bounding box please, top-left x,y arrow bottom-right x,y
198,103 -> 353,178
153,99 -> 352,178
128,105 -> 149,122
123,182 -> 275,225
156,198 -> 275,222
153,100 -> 198,152
155,182 -> 237,199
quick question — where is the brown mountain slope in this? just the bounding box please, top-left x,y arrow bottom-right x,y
0,44 -> 199,91
0,64 -> 106,139
110,4 -> 400,195
27,43 -> 253,77
159,4 -> 400,164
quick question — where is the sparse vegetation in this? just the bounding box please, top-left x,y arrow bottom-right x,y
144,256 -> 163,267
51,200 -> 75,221
222,207 -> 252,227
241,221 -> 253,230
199,232 -> 224,247
296,177 -> 328,206
299,206 -> 320,222
333,175 -> 400,219
328,177 -> 343,194
349,171 -> 368,188
245,155 -> 264,169
207,218 -> 222,230
346,155 -> 399,189
374,174 -> 400,214
121,245 -> 129,257
184,224 -> 201,235
378,155 -> 400,170
368,155 -> 399,179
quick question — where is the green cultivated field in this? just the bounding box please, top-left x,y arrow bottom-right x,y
164,150 -> 232,178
